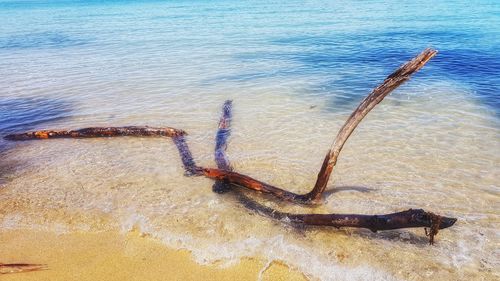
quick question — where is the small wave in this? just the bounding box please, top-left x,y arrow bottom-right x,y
116,211 -> 400,281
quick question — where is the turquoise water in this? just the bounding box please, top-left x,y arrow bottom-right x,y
1,1 -> 499,280
1,0 -> 499,133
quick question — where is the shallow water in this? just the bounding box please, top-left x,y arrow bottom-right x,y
0,1 -> 499,280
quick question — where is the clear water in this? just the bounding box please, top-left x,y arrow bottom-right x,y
0,1 -> 499,280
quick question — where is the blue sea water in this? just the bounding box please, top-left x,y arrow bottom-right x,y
0,0 -> 499,130
0,1 -> 499,280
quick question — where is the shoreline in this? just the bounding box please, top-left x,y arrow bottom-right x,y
1,229 -> 307,281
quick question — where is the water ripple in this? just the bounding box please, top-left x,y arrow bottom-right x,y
0,32 -> 88,50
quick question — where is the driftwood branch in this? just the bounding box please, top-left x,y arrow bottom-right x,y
308,48 -> 438,202
239,196 -> 455,244
0,263 -> 47,274
3,48 -> 457,244
202,49 -> 438,204
4,126 -> 185,140
210,99 -> 455,244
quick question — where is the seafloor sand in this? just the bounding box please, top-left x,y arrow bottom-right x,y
1,229 -> 306,281
0,86 -> 498,280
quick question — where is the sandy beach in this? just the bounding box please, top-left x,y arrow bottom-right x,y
1,229 -> 306,280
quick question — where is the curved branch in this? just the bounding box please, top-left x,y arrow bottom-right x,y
308,48 -> 438,202
203,49 -> 438,204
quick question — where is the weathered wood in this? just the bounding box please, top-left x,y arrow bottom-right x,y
0,263 -> 47,274
203,167 -> 311,202
239,196 -> 455,244
307,48 -> 438,202
210,100 -> 456,244
4,126 -> 185,140
203,49 -> 438,204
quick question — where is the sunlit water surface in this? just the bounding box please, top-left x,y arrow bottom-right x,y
0,1 -> 499,280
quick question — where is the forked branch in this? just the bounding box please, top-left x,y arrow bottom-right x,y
3,48 -> 456,244
211,99 -> 455,244
202,48 -> 438,204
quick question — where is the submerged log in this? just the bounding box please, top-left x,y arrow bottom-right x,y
214,100 -> 233,172
239,194 -> 455,244
4,126 -> 185,140
172,135 -> 202,176
202,49 -> 438,204
0,263 -> 47,274
210,100 -> 456,244
212,100 -> 234,194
